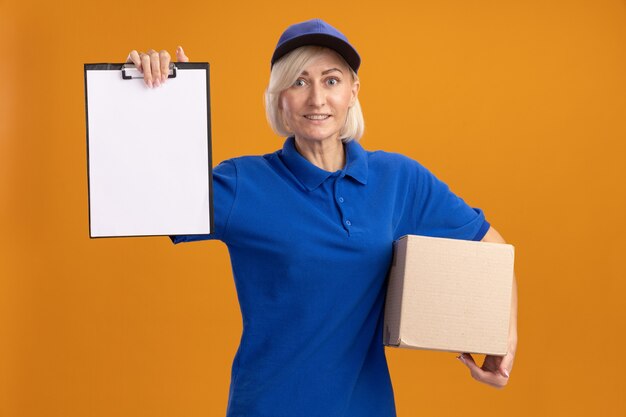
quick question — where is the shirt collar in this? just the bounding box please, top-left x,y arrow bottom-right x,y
280,136 -> 368,191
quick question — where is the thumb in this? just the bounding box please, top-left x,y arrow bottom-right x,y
176,45 -> 189,62
498,352 -> 514,378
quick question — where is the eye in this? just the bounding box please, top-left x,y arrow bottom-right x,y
326,78 -> 340,86
293,78 -> 306,87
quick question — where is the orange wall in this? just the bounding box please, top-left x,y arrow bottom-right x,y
2,1 -> 625,416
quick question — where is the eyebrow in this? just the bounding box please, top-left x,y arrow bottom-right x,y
300,68 -> 344,76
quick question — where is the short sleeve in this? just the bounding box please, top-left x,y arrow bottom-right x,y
169,159 -> 238,244
412,161 -> 490,241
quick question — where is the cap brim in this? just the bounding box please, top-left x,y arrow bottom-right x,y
271,33 -> 361,73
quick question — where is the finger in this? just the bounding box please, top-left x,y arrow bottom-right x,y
127,50 -> 143,72
139,52 -> 153,88
159,50 -> 171,83
176,45 -> 189,63
459,353 -> 501,387
458,353 -> 507,389
458,352 -> 483,375
148,49 -> 162,87
497,350 -> 515,378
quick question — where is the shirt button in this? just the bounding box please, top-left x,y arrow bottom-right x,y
338,197 -> 344,203
345,220 -> 351,226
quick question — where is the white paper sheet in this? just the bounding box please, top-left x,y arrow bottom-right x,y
85,64 -> 211,237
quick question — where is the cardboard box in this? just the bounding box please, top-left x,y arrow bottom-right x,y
383,234 -> 515,356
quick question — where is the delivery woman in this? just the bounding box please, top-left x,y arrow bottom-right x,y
126,18 -> 517,417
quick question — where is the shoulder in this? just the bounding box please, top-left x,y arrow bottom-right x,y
214,150 -> 280,174
367,148 -> 415,165
365,148 -> 428,176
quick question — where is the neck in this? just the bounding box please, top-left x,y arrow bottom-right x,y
293,136 -> 345,172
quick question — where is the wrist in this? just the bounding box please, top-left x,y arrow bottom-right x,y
507,337 -> 518,353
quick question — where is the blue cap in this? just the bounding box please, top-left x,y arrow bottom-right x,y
271,19 -> 361,73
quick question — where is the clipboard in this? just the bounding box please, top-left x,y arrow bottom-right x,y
84,62 -> 213,238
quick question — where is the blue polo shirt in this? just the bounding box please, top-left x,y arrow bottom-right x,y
170,137 -> 490,417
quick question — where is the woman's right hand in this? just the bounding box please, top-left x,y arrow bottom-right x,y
125,46 -> 190,88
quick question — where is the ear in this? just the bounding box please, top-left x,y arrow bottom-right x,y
349,79 -> 360,107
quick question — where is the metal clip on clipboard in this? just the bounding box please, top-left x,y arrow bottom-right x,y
121,63 -> 177,80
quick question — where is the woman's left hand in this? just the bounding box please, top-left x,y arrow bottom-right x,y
465,226 -> 517,389
457,342 -> 516,389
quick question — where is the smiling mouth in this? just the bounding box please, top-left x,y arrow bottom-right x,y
304,114 -> 331,120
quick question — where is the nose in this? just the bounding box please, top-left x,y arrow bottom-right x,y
307,83 -> 325,108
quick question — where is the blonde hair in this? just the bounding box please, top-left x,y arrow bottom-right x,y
264,45 -> 364,142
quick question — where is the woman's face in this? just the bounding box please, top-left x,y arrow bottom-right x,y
279,49 -> 359,145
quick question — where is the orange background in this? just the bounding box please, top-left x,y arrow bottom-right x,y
2,0 -> 625,416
